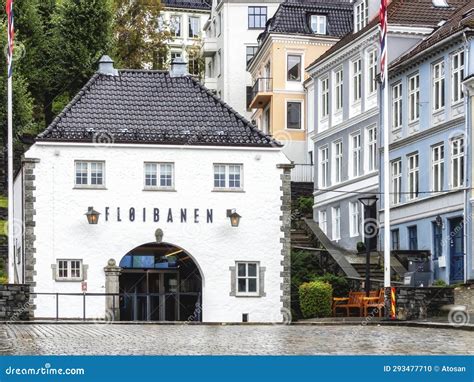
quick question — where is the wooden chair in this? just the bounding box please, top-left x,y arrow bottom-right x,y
333,291 -> 366,317
363,289 -> 385,317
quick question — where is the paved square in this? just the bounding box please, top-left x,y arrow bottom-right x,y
1,324 -> 473,355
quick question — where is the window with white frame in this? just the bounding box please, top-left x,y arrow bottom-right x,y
236,262 -> 259,295
75,161 -> 104,187
310,15 -> 327,34
433,61 -> 445,111
321,77 -> 329,119
332,207 -> 341,241
367,49 -> 377,95
355,0 -> 368,32
334,68 -> 343,112
188,16 -> 200,38
170,15 -> 182,37
349,201 -> 360,237
367,126 -> 377,172
392,83 -> 402,130
319,146 -> 329,188
214,164 -> 243,190
407,153 -> 419,200
391,159 -> 402,205
57,259 -> 82,281
144,163 -> 174,189
408,73 -> 420,123
319,210 -> 327,235
350,133 -> 362,178
352,59 -> 362,103
451,137 -> 464,188
431,144 -> 444,192
333,140 -> 343,184
452,51 -> 465,104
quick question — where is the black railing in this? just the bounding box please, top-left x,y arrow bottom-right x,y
35,292 -> 202,322
249,77 -> 273,106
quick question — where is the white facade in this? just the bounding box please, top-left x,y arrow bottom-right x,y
203,0 -> 282,117
14,142 -> 290,323
160,5 -> 210,72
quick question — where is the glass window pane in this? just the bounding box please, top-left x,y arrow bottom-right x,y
287,55 -> 301,81
248,279 -> 257,293
287,102 -> 301,129
238,278 -> 246,292
237,263 -> 246,277
248,263 -> 257,277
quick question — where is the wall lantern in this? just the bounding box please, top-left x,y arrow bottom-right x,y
435,214 -> 443,228
85,207 -> 101,225
226,209 -> 242,228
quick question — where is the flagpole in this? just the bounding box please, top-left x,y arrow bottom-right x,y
7,74 -> 13,282
379,0 -> 390,291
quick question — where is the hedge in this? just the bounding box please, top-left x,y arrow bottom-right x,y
314,274 -> 350,298
299,281 -> 333,318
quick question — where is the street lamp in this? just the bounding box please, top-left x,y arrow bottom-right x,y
226,209 -> 241,227
358,195 -> 378,296
85,207 -> 101,225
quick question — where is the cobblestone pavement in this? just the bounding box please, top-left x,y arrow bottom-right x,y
0,324 -> 473,355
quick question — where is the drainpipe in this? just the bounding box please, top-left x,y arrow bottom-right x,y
462,32 -> 470,284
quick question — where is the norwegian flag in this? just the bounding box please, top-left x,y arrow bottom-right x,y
6,0 -> 14,77
379,0 -> 388,86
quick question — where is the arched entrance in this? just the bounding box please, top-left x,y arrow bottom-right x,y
118,242 -> 202,322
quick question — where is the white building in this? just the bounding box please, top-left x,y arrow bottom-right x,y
160,0 -> 212,76
11,56 -> 292,323
203,0 -> 283,117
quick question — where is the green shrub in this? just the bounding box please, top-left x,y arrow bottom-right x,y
433,279 -> 447,287
314,273 -> 350,298
297,196 -> 313,216
0,275 -> 7,285
299,281 -> 332,318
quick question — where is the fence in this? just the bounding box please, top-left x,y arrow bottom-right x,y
35,292 -> 201,322
291,164 -> 314,183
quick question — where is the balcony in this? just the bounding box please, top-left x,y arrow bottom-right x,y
291,164 -> 314,183
248,77 -> 273,109
202,37 -> 217,57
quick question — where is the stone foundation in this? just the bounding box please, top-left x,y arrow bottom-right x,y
0,284 -> 30,321
454,285 -> 474,313
394,287 -> 454,320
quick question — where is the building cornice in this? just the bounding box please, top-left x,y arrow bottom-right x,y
310,107 -> 378,142
383,116 -> 465,152
248,33 -> 339,73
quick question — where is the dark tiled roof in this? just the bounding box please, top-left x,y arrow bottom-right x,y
162,0 -> 211,11
308,0 -> 469,70
390,0 -> 474,71
258,1 -> 353,41
37,71 -> 279,148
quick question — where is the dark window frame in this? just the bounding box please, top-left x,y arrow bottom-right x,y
408,226 -> 418,251
246,46 -> 259,65
248,6 -> 268,29
287,101 -> 302,130
287,54 -> 302,82
391,229 -> 400,251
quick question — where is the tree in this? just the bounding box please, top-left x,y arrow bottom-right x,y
55,0 -> 114,101
113,0 -> 170,69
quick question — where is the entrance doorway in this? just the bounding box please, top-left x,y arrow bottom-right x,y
449,217 -> 464,284
118,242 -> 202,322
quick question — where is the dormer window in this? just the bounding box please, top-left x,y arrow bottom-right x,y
355,0 -> 369,32
310,15 -> 327,35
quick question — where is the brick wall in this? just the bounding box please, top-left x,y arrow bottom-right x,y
0,284 -> 30,321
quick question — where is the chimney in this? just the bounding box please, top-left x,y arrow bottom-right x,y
170,57 -> 188,78
98,55 -> 118,76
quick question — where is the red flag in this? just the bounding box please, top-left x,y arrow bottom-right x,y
6,0 -> 14,77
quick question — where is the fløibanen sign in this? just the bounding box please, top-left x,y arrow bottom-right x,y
103,207 -> 215,224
